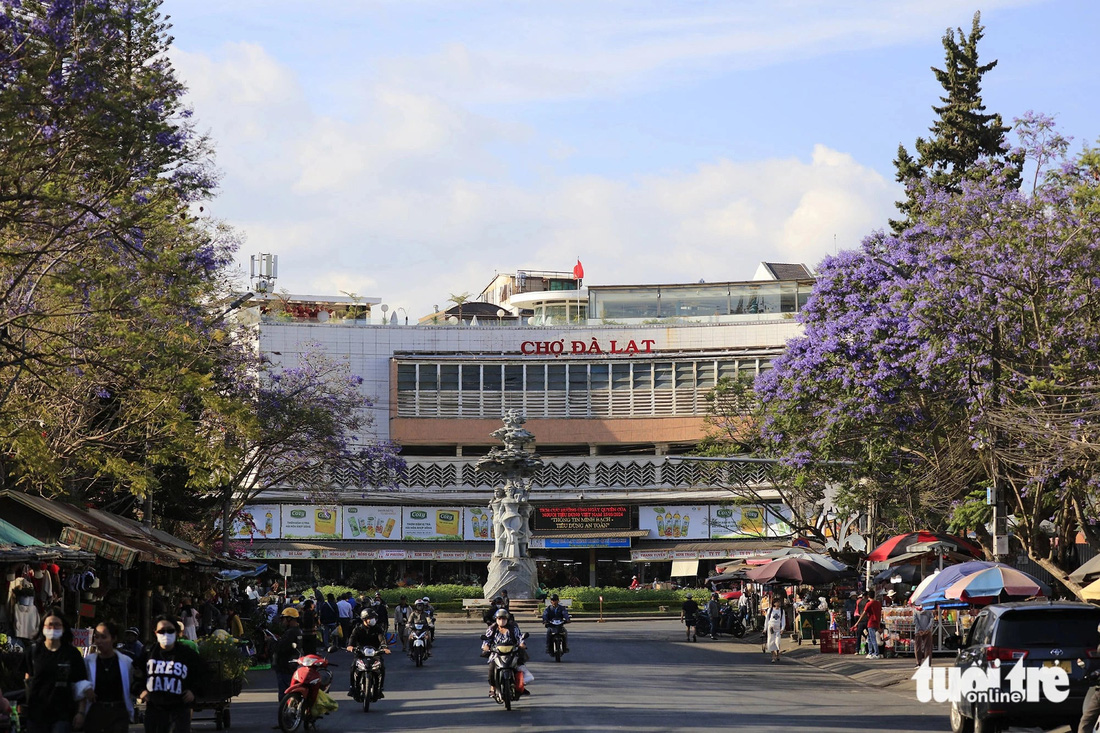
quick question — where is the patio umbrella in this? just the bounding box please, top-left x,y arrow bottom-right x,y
1081,577 -> 1100,602
866,531 -> 983,562
873,564 -> 922,585
910,560 -> 1013,607
744,556 -> 842,585
943,565 -> 1050,604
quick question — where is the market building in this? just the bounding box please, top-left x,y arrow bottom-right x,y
233,260 -> 819,587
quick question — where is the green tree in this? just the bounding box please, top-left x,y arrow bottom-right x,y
891,11 -> 1015,231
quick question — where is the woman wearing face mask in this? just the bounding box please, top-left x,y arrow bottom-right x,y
82,621 -> 135,733
135,615 -> 203,733
21,611 -> 89,733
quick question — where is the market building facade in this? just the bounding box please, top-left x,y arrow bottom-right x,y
234,262 -> 817,587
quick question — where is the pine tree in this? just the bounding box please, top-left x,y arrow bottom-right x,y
891,11 -> 1016,232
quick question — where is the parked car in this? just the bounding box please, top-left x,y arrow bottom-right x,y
947,600 -> 1100,733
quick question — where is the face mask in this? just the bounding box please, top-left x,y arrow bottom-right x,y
157,632 -> 176,647
43,628 -> 63,641
367,619 -> 376,626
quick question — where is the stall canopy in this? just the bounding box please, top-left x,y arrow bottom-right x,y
0,516 -> 94,563
0,490 -> 243,570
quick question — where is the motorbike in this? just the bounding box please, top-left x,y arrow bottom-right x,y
694,606 -> 746,639
408,621 -> 430,667
546,618 -> 568,662
352,646 -> 386,712
488,632 -> 528,711
278,654 -> 334,732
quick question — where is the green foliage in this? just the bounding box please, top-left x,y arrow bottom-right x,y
197,633 -> 250,683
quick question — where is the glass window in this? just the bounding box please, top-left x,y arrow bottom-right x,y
417,364 -> 438,390
547,364 -> 566,391
779,282 -> 798,313
590,364 -> 608,390
590,287 -> 660,319
718,361 -> 739,380
697,361 -> 715,388
483,364 -> 502,391
525,364 -> 545,391
611,363 -> 631,390
660,285 -> 730,318
504,365 -> 523,391
633,363 -> 652,389
397,364 -> 416,391
995,609 -> 1100,648
461,364 -> 480,391
654,362 -> 672,389
568,364 -> 588,392
440,364 -> 459,391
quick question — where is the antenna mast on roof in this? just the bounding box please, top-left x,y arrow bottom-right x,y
250,253 -> 278,293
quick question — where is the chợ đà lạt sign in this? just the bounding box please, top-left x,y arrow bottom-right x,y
520,338 -> 656,356
533,505 -> 631,532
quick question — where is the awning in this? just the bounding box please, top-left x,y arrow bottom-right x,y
60,527 -> 140,569
671,559 -> 700,576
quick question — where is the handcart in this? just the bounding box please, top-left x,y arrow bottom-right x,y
191,661 -> 244,730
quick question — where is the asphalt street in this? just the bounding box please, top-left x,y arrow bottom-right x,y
210,618 -> 950,732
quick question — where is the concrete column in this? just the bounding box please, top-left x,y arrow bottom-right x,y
588,548 -> 597,587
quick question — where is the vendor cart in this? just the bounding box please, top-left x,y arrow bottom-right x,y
191,661 -> 244,730
793,609 -> 829,645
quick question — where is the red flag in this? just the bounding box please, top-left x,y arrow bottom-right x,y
573,259 -> 584,280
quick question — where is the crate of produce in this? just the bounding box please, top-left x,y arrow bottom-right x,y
818,629 -> 837,653
837,635 -> 857,655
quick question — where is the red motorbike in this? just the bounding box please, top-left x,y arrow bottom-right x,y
277,654 -> 334,732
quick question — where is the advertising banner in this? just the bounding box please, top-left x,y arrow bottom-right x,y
530,537 -> 631,549
638,505 -> 709,540
342,506 -> 400,540
378,549 -> 407,560
402,507 -> 463,541
709,503 -> 792,538
533,505 -> 630,532
281,505 -> 341,540
230,505 -> 281,540
464,506 -> 494,541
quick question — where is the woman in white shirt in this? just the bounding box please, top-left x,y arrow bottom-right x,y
765,598 -> 786,663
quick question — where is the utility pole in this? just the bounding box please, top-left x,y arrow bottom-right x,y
989,325 -> 1009,561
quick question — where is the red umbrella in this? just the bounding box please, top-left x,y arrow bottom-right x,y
866,531 -> 983,562
744,557 -> 841,585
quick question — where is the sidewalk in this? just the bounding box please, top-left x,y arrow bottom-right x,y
775,633 -> 928,689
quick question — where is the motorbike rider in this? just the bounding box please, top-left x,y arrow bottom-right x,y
346,608 -> 390,700
372,593 -> 389,632
541,594 -> 571,655
408,600 -> 433,656
481,608 -> 529,697
482,597 -> 505,626
271,607 -> 303,703
393,595 -> 412,651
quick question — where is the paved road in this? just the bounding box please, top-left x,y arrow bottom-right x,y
212,619 -> 948,732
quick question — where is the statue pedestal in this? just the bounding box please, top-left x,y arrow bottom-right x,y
484,556 -> 538,600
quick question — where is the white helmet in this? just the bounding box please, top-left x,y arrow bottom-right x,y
421,596 -> 430,603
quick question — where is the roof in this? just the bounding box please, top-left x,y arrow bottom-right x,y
759,262 -> 814,280
0,516 -> 45,546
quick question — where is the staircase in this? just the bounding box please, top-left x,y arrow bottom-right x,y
509,599 -> 543,619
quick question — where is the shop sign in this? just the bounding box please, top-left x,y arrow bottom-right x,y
469,551 -> 492,561
402,507 -> 463,541
281,505 -> 341,540
710,503 -> 793,539
378,549 -> 406,560
409,550 -> 438,560
438,551 -> 468,561
631,549 -> 671,561
672,551 -> 696,560
228,504 -> 281,540
342,506 -> 400,540
318,549 -> 351,559
464,506 -> 494,541
639,505 -> 708,540
699,550 -> 729,559
255,549 -> 311,559
531,537 -> 631,549
533,505 -> 630,532
352,550 -> 379,560
520,338 -> 657,356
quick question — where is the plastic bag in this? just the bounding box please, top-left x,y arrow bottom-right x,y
312,689 -> 339,716
518,665 -> 534,684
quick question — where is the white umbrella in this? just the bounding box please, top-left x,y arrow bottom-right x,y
908,569 -> 941,605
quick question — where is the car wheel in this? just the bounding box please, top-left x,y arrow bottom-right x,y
949,700 -> 973,733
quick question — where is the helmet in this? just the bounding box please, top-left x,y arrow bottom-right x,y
280,607 -> 300,619
360,609 -> 377,620
422,596 -> 430,603
494,608 -> 510,620
492,596 -> 503,604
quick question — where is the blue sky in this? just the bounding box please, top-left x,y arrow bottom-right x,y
163,1 -> 1100,317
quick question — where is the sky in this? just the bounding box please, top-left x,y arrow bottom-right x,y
163,0 -> 1100,319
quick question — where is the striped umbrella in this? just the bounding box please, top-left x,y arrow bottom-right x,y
943,565 -> 1050,604
866,531 -> 983,562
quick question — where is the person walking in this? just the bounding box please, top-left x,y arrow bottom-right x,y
765,598 -> 786,662
680,594 -> 699,642
704,593 -> 722,640
83,621 -> 135,733
913,603 -> 934,667
136,615 -> 204,733
336,594 -> 354,642
22,612 -> 89,733
861,591 -> 883,659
